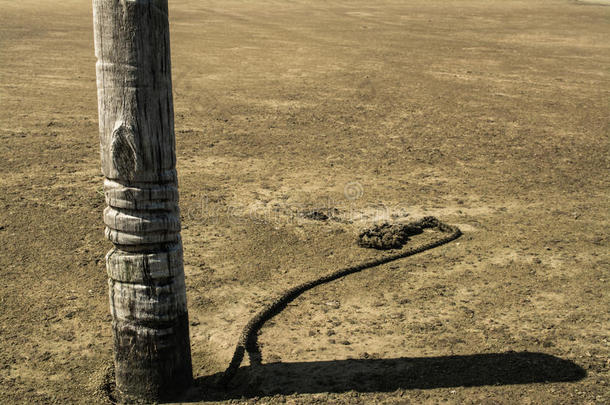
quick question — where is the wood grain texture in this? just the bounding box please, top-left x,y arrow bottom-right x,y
93,0 -> 193,401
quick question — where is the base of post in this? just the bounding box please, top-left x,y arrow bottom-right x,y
107,244 -> 193,403
113,312 -> 193,402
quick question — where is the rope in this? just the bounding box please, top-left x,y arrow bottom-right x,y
218,216 -> 461,386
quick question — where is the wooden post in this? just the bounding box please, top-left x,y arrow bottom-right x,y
93,0 -> 192,401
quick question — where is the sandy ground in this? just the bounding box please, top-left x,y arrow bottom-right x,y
0,0 -> 609,403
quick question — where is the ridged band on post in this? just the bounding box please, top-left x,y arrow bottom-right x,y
93,0 -> 192,401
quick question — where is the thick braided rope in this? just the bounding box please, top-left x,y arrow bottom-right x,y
219,216 -> 461,386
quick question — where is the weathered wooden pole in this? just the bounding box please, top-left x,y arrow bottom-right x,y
93,0 -> 192,401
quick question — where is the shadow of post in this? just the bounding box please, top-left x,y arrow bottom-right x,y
182,351 -> 585,402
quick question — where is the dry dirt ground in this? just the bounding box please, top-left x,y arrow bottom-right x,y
1,0 -> 609,403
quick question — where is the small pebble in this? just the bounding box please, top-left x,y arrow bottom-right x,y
325,301 -> 340,309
